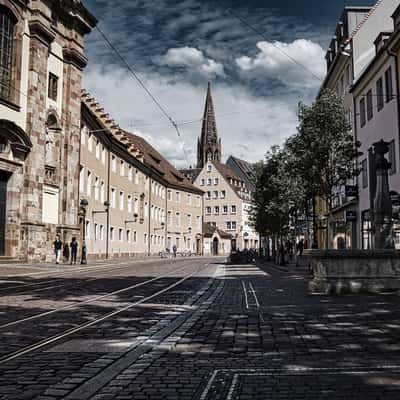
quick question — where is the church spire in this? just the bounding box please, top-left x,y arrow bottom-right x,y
197,82 -> 221,168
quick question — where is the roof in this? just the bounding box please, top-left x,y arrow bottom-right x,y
212,161 -> 250,198
226,156 -> 256,192
123,131 -> 203,194
203,223 -> 232,239
180,168 -> 202,182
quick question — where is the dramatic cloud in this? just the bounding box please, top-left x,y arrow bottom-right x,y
236,39 -> 326,88
83,65 -> 298,169
157,47 -> 225,78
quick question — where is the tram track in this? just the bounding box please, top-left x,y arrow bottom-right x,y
0,257 -> 204,295
0,261 -> 209,365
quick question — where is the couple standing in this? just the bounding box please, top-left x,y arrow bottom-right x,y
53,236 -> 79,265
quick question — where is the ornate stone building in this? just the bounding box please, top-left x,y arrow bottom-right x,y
0,0 -> 96,261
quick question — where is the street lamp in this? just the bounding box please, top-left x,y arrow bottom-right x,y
80,198 -> 89,265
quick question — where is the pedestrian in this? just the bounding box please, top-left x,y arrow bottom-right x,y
63,243 -> 70,263
70,237 -> 78,265
279,241 -> 286,266
172,244 -> 177,258
298,239 -> 304,256
53,235 -> 62,265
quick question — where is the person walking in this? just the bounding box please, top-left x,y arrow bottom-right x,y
172,244 -> 177,258
53,235 -> 62,265
70,237 -> 78,265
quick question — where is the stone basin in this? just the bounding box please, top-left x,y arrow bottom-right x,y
305,249 -> 400,295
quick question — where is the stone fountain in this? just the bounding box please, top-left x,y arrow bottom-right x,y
307,140 -> 400,294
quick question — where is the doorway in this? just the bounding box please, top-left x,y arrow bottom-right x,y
212,237 -> 219,255
0,172 -> 8,256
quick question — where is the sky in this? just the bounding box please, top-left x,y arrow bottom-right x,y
82,0 -> 376,168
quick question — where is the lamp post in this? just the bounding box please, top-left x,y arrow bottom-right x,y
80,198 -> 89,265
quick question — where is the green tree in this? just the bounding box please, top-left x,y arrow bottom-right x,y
292,89 -> 359,247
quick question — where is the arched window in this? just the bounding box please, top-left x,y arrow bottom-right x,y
0,7 -> 16,101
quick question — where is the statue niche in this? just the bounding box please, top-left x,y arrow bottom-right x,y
45,112 -> 62,183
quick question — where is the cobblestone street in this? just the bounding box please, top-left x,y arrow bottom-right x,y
0,258 -> 400,399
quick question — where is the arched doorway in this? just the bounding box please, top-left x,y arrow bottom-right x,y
212,237 -> 219,255
337,236 -> 346,250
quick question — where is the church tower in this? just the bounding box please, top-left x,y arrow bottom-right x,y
197,82 -> 222,168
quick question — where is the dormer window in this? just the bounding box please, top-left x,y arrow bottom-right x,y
0,8 -> 15,102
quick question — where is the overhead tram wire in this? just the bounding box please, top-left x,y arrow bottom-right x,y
225,8 -> 324,83
95,25 -> 190,164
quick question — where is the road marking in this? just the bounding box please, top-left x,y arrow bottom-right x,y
242,281 -> 249,309
248,282 -> 260,308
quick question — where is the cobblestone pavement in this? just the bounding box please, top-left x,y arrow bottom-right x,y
1,259 -> 400,399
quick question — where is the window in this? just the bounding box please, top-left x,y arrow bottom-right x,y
200,179 -> 205,186
94,176 -> 99,201
385,67 -> 393,102
48,73 -> 58,101
0,9 -> 15,101
223,205 -> 228,214
176,212 -> 181,227
214,206 -> 219,215
187,214 -> 192,226
196,196 -> 201,206
389,140 -> 396,175
85,221 -> 90,239
214,178 -> 219,185
231,205 -> 237,214
135,169 -> 139,184
221,190 -> 226,199
127,195 -> 132,213
87,171 -> 92,197
359,98 -> 366,127
207,178 -> 212,186
111,188 -> 116,208
94,223 -> 98,241
187,194 -> 191,205
226,221 -> 232,230
167,211 -> 172,225
120,160 -> 125,177
213,191 -> 218,199
127,230 -> 131,243
144,233 -> 147,244
119,191 -> 124,210
100,181 -> 105,204
366,90 -> 373,121
42,185 -> 59,224
206,191 -> 211,199
361,159 -> 368,188
197,216 -> 201,229
207,165 -> 212,172
376,77 -> 384,111
134,198 -> 139,214
110,227 -> 114,241
101,146 -> 106,164
232,221 -> 237,230
111,155 -> 116,172
99,225 -> 104,240
176,192 -> 180,203
118,228 -> 123,241
167,190 -> 172,201
79,167 -> 84,193
133,231 -> 137,243
88,133 -> 93,152
206,206 -> 211,215
176,238 -> 180,249
95,140 -> 100,160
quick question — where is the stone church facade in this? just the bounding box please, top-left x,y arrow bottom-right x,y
0,0 -> 96,261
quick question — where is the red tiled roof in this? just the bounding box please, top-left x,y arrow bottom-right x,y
123,131 -> 203,194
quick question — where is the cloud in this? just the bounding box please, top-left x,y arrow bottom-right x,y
83,64 -> 299,169
236,39 -> 326,88
157,47 -> 225,78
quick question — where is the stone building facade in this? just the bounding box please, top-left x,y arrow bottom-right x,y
183,83 -> 259,254
80,91 -> 204,259
0,0 -> 96,261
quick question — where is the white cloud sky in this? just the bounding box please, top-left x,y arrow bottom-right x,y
236,39 -> 326,88
157,47 -> 225,78
83,65 -> 298,169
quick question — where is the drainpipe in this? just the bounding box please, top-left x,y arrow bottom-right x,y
165,186 -> 168,250
148,177 -> 152,256
105,148 -> 111,259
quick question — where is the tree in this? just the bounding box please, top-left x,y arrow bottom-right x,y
292,89 -> 359,248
